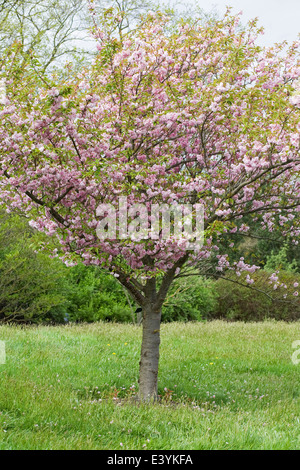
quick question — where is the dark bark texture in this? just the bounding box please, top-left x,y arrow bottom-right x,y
120,255 -> 189,400
138,303 -> 162,400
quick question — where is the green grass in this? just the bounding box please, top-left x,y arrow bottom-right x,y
0,320 -> 299,450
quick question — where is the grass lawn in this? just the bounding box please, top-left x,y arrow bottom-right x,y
0,320 -> 299,450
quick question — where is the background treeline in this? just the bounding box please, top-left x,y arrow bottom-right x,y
0,211 -> 299,324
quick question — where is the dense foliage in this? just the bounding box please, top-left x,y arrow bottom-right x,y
0,211 -> 132,323
1,212 -> 299,324
0,211 -> 67,323
213,270 -> 300,322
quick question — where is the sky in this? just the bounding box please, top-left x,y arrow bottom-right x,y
172,0 -> 300,47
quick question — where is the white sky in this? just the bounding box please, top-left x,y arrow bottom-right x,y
172,0 -> 300,47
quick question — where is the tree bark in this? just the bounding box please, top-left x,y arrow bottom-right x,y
138,303 -> 162,401
118,255 -> 189,401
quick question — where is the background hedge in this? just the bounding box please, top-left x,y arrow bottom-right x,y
0,211 -> 299,324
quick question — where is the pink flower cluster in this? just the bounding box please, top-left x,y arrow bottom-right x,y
0,10 -> 299,293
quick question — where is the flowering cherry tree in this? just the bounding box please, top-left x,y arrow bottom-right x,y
0,10 -> 300,399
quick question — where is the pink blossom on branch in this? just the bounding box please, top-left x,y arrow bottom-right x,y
0,11 -> 299,302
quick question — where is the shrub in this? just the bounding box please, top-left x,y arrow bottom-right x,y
65,264 -> 133,323
264,243 -> 298,273
212,270 -> 300,321
0,211 -> 67,323
162,276 -> 218,322
0,211 -> 134,324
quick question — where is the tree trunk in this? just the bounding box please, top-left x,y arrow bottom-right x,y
138,303 -> 162,401
118,256 -> 189,401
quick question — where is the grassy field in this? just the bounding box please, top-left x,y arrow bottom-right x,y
0,320 -> 299,450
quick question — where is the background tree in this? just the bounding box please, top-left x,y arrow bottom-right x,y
0,0 -> 164,72
0,10 -> 299,400
0,0 -> 92,72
